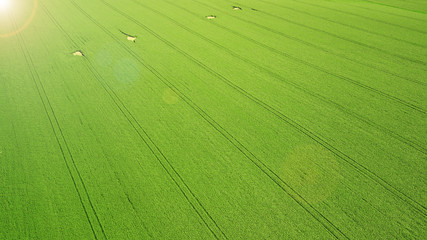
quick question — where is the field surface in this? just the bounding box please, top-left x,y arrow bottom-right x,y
1,0 -> 426,239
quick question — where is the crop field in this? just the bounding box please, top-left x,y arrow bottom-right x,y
0,0 -> 426,239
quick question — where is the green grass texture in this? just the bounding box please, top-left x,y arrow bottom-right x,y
0,0 -> 426,239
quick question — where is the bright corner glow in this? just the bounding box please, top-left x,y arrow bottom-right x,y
0,0 -> 11,12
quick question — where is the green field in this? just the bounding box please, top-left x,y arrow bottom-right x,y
1,0 -> 426,239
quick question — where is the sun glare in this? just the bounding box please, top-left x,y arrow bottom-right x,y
0,0 -> 11,12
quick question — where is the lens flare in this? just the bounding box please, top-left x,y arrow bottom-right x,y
0,0 -> 11,11
0,0 -> 38,38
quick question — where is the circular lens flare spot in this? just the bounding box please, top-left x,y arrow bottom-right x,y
162,88 -> 180,105
282,144 -> 342,204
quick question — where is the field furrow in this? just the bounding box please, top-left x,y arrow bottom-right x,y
1,0 -> 426,239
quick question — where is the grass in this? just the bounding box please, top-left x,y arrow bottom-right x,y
1,0 -> 426,239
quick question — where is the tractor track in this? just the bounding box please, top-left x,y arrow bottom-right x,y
101,0 -> 427,218
155,0 -> 427,154
10,12 -> 107,240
